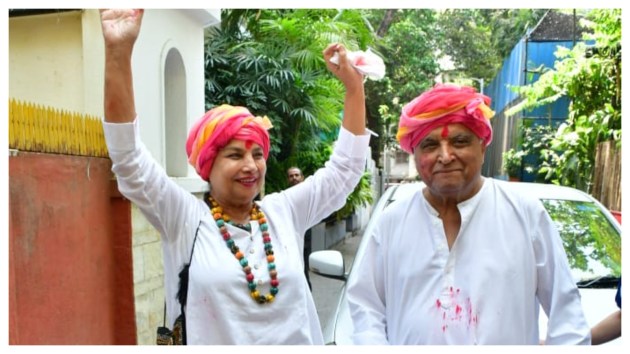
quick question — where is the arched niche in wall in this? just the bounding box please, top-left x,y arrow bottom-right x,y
164,47 -> 187,177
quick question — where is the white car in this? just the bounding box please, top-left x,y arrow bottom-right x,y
310,181 -> 621,345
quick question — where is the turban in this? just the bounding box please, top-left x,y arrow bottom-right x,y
396,83 -> 495,154
186,104 -> 273,181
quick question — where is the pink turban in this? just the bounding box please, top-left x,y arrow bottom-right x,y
186,104 -> 273,181
396,83 -> 495,154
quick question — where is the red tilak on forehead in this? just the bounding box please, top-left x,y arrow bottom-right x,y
441,125 -> 449,138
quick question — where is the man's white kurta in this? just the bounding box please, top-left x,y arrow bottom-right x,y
347,178 -> 591,345
104,118 -> 369,344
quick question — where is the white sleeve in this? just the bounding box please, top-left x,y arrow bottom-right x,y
533,205 -> 591,345
103,118 -> 201,240
346,222 -> 389,344
277,127 -> 370,235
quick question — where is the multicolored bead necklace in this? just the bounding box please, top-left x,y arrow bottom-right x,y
209,197 -> 279,304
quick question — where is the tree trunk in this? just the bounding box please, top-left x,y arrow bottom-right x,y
377,9 -> 397,37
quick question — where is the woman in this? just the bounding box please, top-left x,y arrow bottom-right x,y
100,9 -> 369,344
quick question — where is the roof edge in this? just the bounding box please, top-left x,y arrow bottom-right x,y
9,9 -> 81,18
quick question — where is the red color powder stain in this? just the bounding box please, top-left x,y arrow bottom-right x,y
441,125 -> 449,138
442,325 -> 447,332
455,305 -> 462,315
436,299 -> 441,308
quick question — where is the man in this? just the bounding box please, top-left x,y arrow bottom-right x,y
346,84 -> 590,345
287,166 -> 312,291
287,167 -> 305,187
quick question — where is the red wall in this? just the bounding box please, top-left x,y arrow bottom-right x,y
9,152 -> 136,344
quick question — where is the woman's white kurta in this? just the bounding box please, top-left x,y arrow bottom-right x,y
104,118 -> 369,344
347,178 -> 591,345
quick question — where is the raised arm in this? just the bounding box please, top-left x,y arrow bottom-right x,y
100,9 -> 144,123
323,43 -> 366,136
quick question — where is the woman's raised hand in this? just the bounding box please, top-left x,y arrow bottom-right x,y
100,9 -> 144,123
323,43 -> 364,93
99,9 -> 144,52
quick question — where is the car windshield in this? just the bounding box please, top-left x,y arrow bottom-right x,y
541,199 -> 621,286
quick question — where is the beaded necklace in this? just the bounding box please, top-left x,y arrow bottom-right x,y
209,197 -> 279,304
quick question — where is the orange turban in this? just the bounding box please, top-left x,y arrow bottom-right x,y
186,104 -> 273,181
396,84 -> 495,154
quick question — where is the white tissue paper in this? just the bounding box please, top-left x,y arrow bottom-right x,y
329,48 -> 386,81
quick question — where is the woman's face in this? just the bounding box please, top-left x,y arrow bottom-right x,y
209,139 -> 266,206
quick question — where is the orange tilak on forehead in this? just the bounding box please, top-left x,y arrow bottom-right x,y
441,125 -> 449,138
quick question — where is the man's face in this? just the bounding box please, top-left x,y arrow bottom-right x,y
287,168 -> 304,186
413,123 -> 486,198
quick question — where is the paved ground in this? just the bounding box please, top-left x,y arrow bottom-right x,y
309,232 -> 363,335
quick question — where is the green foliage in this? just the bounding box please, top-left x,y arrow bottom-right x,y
484,9 -> 549,60
204,9 -> 377,193
436,9 -> 547,86
505,9 -> 621,192
376,11 -> 440,103
537,104 -> 620,190
377,102 -> 402,150
335,171 -> 375,220
542,199 -> 621,276
520,123 -> 556,182
437,9 -> 500,81
502,148 -> 525,177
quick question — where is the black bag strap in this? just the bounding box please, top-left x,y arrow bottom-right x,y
161,220 -> 201,345
162,302 -> 167,327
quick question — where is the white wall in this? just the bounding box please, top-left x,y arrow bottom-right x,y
131,10 -> 212,181
9,9 -> 219,188
9,11 -> 86,113
9,9 -> 220,345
